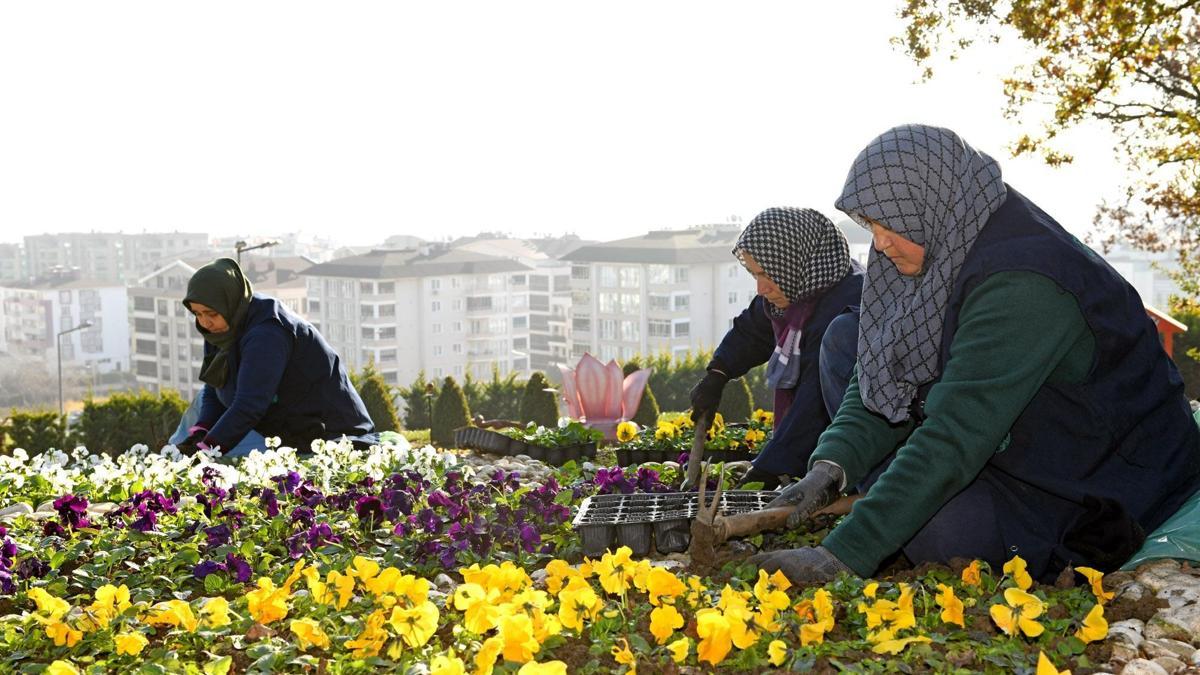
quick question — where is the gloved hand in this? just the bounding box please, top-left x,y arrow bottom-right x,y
176,425 -> 211,455
689,369 -> 729,423
766,461 -> 843,528
748,545 -> 854,585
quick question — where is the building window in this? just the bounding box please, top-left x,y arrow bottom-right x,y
673,294 -> 690,311
361,305 -> 375,319
379,327 -> 396,339
450,277 -> 460,289
513,316 -> 528,329
380,349 -> 397,363
378,304 -> 396,318
434,367 -> 443,377
599,319 -> 617,340
378,282 -> 395,294
513,337 -> 528,350
572,317 -> 591,332
648,264 -> 670,285
429,279 -> 440,291
453,321 -> 463,332
649,294 -> 671,311
620,320 -> 638,341
134,296 -> 154,311
599,266 -> 618,288
648,319 -> 671,337
433,345 -> 443,356
454,365 -> 463,376
452,343 -> 462,354
432,301 -> 441,312
728,291 -> 738,304
728,264 -> 739,278
360,281 -> 374,294
432,323 -> 442,334
619,267 -> 640,288
674,267 -> 689,283
674,320 -> 690,338
362,327 -> 376,340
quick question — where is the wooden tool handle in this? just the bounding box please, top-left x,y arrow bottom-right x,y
718,506 -> 795,539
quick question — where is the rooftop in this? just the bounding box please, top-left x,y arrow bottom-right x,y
561,226 -> 742,264
300,247 -> 533,279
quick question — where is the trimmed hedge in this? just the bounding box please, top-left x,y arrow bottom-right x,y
520,371 -> 560,428
431,376 -> 471,447
71,390 -> 188,455
0,409 -> 66,454
354,362 -> 401,432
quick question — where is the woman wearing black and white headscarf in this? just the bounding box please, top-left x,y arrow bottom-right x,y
752,124 -> 1200,585
689,207 -> 864,488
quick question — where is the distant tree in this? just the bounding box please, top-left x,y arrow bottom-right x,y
1,409 -> 67,454
898,0 -> 1200,301
431,376 -> 471,447
623,359 -> 660,427
718,377 -> 754,424
398,371 -> 438,429
353,361 -> 400,432
70,390 -> 188,454
1171,300 -> 1200,400
473,366 -> 523,421
520,371 -> 560,428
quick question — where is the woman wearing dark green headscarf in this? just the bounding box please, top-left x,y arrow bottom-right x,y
177,258 -> 374,453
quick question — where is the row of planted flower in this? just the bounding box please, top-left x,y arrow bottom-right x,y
0,432 -> 1114,672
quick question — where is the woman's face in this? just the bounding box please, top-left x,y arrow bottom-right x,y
868,218 -> 926,276
188,302 -> 230,334
741,251 -> 790,310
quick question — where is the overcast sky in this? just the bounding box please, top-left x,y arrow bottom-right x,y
0,1 -> 1126,246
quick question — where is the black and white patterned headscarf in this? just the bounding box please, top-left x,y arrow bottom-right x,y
835,124 -> 1007,422
733,207 -> 851,318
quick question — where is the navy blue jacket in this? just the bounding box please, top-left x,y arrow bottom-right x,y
916,187 -> 1200,575
198,293 -> 374,450
712,264 -> 864,476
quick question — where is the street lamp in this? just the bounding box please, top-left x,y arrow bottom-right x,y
424,382 -> 436,429
235,239 -> 281,264
57,320 -> 93,416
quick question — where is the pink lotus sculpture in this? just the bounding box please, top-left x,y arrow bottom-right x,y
558,353 -> 652,440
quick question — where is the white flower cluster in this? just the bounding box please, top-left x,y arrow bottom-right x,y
0,435 -> 458,503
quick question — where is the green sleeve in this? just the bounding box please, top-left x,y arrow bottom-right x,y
820,271 -> 1094,576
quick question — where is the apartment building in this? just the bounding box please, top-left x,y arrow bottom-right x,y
0,267 -> 130,376
0,244 -> 24,283
128,256 -> 314,398
562,225 -> 759,363
300,245 -> 533,386
22,231 -> 211,285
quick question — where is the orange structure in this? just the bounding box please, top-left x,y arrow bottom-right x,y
1146,306 -> 1187,359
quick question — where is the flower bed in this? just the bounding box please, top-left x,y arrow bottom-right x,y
0,436 -> 1153,673
455,421 -> 601,466
612,412 -> 771,466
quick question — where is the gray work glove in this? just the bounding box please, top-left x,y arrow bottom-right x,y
748,545 -> 854,585
766,461 -> 843,529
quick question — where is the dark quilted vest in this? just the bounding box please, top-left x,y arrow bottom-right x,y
915,187 -> 1200,572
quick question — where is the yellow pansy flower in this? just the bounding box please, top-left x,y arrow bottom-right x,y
962,560 -> 982,587
1074,567 -> 1114,605
695,608 -> 733,666
246,577 -> 289,624
45,661 -> 79,675
282,559 -> 307,593
344,609 -> 388,658
616,421 -> 638,443
454,583 -> 501,633
649,605 -> 684,645
989,587 -> 1046,638
863,582 -> 879,599
936,583 -> 965,628
706,413 -> 726,439
655,422 -> 678,440
349,556 -> 382,589
593,547 -> 637,596
1037,651 -> 1071,675
557,584 -> 601,632
46,620 -> 83,647
1003,555 -> 1033,591
751,409 -> 773,425
645,567 -> 686,606
429,651 -> 466,675
768,639 -> 788,666
872,634 -> 932,655
611,637 -> 636,671
498,612 -> 541,663
389,601 -> 440,649
290,618 -> 331,651
146,599 -> 199,632
800,588 -> 836,646
113,631 -> 148,656
517,662 -> 568,675
667,636 -> 690,663
753,569 -> 791,613
88,584 -> 132,627
202,596 -> 232,628
1075,603 -> 1108,644
28,587 -> 71,621
475,636 -> 504,675
327,570 -> 355,609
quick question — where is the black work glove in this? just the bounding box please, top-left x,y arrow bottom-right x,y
766,461 -> 843,529
689,369 -> 729,423
175,429 -> 207,455
748,545 -> 855,585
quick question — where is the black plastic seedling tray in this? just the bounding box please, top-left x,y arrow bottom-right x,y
572,491 -> 776,556
454,427 -> 597,467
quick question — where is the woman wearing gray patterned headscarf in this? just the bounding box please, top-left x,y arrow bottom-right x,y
753,124 -> 1200,587
689,207 -> 864,488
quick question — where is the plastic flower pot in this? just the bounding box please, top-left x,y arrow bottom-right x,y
615,522 -> 653,557
525,443 -> 547,461
654,518 -> 691,554
579,524 -> 615,557
616,449 -> 633,467
506,437 -> 527,457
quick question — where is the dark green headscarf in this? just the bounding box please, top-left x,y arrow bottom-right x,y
183,258 -> 254,388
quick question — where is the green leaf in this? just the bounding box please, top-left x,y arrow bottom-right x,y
202,656 -> 233,675
49,550 -> 68,570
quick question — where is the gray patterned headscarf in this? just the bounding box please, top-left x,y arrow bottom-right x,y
835,125 -> 1007,422
733,207 -> 851,318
